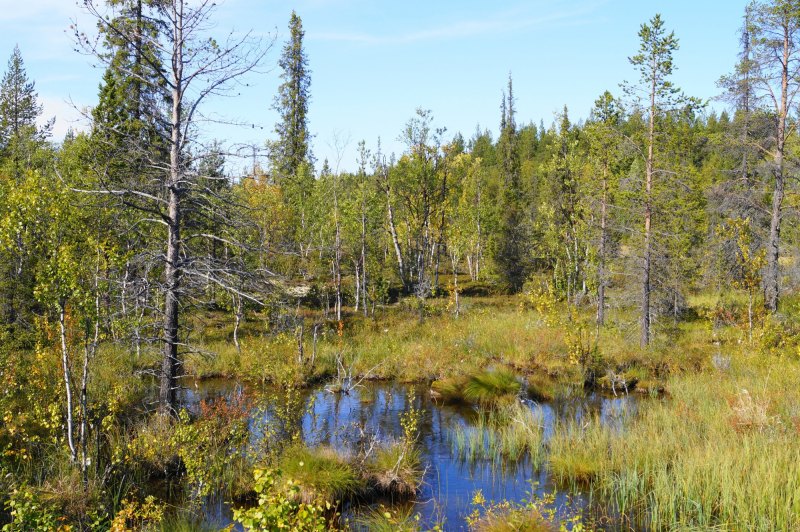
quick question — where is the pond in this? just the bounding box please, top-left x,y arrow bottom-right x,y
177,377 -> 640,531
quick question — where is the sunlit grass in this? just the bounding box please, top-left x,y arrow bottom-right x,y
451,400 -> 544,465
277,445 -> 361,504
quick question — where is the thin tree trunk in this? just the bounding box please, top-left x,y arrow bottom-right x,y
232,292 -> 242,354
354,259 -> 360,313
386,194 -> 405,290
59,302 -> 77,463
641,57 -> 656,348
597,165 -> 608,327
765,23 -> 788,312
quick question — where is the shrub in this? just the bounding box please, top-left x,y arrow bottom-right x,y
233,468 -> 331,531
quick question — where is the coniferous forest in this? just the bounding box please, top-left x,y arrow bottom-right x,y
1,1 -> 800,530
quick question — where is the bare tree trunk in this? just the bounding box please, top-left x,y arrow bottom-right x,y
387,197 -> 405,290
232,292 -> 242,354
451,251 -> 460,318
360,200 -> 368,317
296,321 -> 304,365
80,276 -> 100,484
354,258 -> 360,313
59,301 -> 77,463
159,1 -> 184,415
765,23 -> 789,312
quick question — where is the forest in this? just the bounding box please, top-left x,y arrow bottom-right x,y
1,0 -> 799,530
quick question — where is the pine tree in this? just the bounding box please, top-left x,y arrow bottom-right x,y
625,14 -> 686,346
742,0 -> 800,312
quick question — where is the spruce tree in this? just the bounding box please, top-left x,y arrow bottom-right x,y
271,10 -> 313,180
0,45 -> 49,180
495,74 -> 527,292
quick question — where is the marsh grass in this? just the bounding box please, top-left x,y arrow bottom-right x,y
352,504 -> 422,531
364,441 -> 423,497
433,369 -> 522,407
468,506 -> 553,532
547,417 -> 613,485
277,445 -> 361,504
463,370 -> 522,406
551,358 -> 800,530
451,401 -> 544,466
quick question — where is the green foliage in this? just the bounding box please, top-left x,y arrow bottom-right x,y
466,487 -> 585,532
2,486 -> 62,532
232,468 -> 331,531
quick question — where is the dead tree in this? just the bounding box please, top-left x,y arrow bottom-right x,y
77,0 -> 269,415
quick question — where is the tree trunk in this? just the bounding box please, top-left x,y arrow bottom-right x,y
159,1 -> 184,416
765,22 -> 789,312
386,193 -> 406,290
59,302 -> 77,463
597,165 -> 608,327
641,56 -> 656,348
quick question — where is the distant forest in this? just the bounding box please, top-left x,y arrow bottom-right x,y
0,2 -> 796,419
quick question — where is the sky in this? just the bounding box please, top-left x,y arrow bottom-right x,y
0,0 -> 750,173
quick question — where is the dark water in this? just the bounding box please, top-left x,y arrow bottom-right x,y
177,378 -> 638,531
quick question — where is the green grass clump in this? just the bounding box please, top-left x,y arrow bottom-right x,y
451,401 -> 544,465
430,374 -> 470,402
463,369 -> 522,406
468,506 -> 553,532
277,445 -> 361,503
352,505 -> 422,531
551,356 -> 800,530
364,441 -> 423,497
433,369 -> 521,406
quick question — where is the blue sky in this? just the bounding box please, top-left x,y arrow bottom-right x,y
0,0 -> 749,172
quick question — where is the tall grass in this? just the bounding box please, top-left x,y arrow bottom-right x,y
451,401 -> 544,466
549,356 -> 800,530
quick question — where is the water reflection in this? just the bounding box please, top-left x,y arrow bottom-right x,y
178,378 -> 638,530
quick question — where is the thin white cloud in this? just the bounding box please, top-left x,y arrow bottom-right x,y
312,2 -> 605,44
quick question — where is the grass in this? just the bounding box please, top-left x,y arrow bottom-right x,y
432,368 -> 522,407
463,369 -> 522,406
547,417 -> 614,485
277,445 -> 361,504
468,506 -> 554,532
547,355 -> 800,530
352,505 -> 422,532
451,400 -> 544,465
363,441 -> 423,497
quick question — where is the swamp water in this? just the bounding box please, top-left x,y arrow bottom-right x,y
176,378 -> 639,531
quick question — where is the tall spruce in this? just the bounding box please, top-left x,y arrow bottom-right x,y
495,74 -> 526,292
0,46 -> 49,180
271,10 -> 313,180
